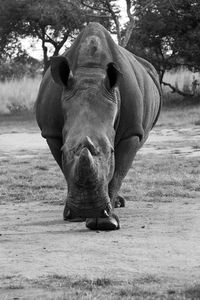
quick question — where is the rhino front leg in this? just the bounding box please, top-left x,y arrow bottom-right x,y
87,136 -> 140,231
109,136 -> 141,209
46,138 -> 86,222
46,138 -> 63,171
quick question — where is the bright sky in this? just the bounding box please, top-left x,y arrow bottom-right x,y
21,0 -> 128,60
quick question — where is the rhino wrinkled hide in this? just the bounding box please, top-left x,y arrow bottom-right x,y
36,22 -> 161,231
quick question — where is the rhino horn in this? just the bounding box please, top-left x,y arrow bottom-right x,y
81,136 -> 99,156
74,147 -> 98,185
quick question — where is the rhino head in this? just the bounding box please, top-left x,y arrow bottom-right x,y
51,56 -> 121,222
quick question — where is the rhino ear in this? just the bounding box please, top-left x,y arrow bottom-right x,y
51,56 -> 73,87
105,62 -> 121,90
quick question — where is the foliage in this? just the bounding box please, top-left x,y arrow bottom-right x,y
0,0 -> 25,57
23,0 -> 85,71
0,0 -> 85,71
0,52 -> 42,82
126,0 -> 200,88
80,0 -> 121,41
0,0 -> 200,98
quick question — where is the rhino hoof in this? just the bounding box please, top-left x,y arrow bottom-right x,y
86,213 -> 120,231
114,195 -> 125,208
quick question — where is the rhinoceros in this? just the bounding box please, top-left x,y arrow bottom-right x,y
36,22 -> 161,231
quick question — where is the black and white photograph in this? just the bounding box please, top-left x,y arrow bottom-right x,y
0,0 -> 200,299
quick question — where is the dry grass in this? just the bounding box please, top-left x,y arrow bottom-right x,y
0,76 -> 41,114
163,67 -> 200,105
1,275 -> 200,299
0,151 -> 66,205
1,146 -> 200,207
0,68 -> 199,115
158,105 -> 200,127
163,68 -> 200,92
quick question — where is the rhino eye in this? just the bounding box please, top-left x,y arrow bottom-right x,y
102,86 -> 117,103
63,89 -> 77,101
105,62 -> 120,90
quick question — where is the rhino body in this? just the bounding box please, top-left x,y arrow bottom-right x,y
36,22 -> 161,230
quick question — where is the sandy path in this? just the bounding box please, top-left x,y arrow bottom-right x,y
0,126 -> 200,298
1,200 -> 200,281
0,126 -> 200,157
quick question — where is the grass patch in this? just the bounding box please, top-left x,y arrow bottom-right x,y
5,284 -> 24,290
0,111 -> 37,135
0,153 -> 66,205
0,76 -> 41,114
121,154 -> 200,204
2,275 -> 199,299
25,275 -> 116,294
194,120 -> 200,126
184,284 -> 200,299
157,104 -> 200,127
2,146 -> 199,206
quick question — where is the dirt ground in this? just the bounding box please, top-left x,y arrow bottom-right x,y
0,111 -> 200,299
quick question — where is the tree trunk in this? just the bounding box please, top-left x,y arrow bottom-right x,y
41,26 -> 49,75
42,41 -> 49,75
121,19 -> 135,48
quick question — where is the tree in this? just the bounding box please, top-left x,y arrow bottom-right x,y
0,0 -> 86,72
23,0 -> 85,72
80,0 -> 121,42
0,0 -> 26,58
125,0 -> 200,95
1,0 -> 200,95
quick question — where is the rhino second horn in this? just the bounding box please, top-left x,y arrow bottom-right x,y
82,136 -> 99,156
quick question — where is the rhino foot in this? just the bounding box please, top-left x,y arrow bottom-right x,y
114,195 -> 125,208
86,213 -> 120,231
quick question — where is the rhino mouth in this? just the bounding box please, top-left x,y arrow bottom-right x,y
63,201 -> 112,220
64,179 -> 112,220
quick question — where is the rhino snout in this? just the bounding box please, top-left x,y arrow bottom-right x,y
74,147 -> 99,187
64,201 -> 112,220
62,134 -> 114,188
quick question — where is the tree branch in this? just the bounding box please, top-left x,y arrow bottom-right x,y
122,0 -> 155,48
57,29 -> 70,49
105,0 -> 121,44
44,32 -> 57,47
162,81 -> 194,97
80,0 -> 109,12
84,13 -> 110,18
